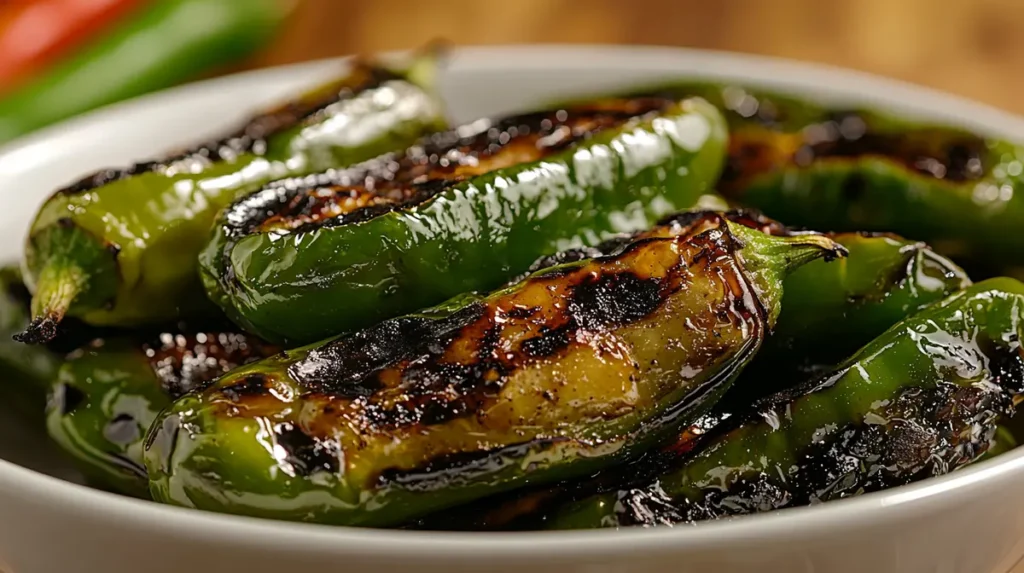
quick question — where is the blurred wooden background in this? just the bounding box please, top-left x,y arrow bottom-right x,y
246,0 -> 1024,114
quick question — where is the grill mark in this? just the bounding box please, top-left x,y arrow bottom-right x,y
220,97 -> 675,237
56,63 -> 398,197
273,422 -> 341,476
568,272 -> 664,330
720,114 -> 989,194
142,332 -> 277,399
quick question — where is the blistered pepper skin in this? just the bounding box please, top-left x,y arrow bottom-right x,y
18,51 -> 447,344
145,213 -> 841,527
46,330 -> 275,497
546,278 -> 1024,529
200,96 -> 728,346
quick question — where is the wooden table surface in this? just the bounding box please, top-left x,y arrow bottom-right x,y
235,1 -> 1024,571
246,0 -> 1024,115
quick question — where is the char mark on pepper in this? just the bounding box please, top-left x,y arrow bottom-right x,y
223,96 -> 677,236
209,220 -> 751,462
720,112 -> 989,193
56,62 -> 399,197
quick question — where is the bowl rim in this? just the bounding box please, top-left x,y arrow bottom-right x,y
2,43 -> 1024,555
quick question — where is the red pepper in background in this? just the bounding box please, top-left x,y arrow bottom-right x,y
0,0 -> 144,94
0,0 -> 293,144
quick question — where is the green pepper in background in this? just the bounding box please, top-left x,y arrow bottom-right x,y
544,278 -> 1024,529
729,229 -> 971,402
0,0 -> 292,144
144,212 -> 843,527
559,80 -> 1024,280
200,95 -> 728,346
47,329 -> 276,498
17,47 -> 447,344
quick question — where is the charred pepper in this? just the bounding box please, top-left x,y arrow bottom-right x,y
199,95 -> 728,345
145,212 -> 842,527
17,48 -> 447,343
47,329 -> 276,497
411,214 -> 971,531
564,80 -> 1024,278
528,210 -> 969,393
545,278 -> 1024,529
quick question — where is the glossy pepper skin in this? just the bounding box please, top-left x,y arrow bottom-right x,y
46,329 -> 276,498
733,229 -> 971,399
200,95 -> 728,345
17,48 -> 447,344
545,278 -> 1024,529
566,79 -> 1024,279
526,210 -> 970,393
145,212 -> 842,527
411,215 -> 970,531
0,0 -> 291,143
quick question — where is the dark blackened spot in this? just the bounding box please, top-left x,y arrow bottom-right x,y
520,325 -> 572,358
53,383 -> 86,416
103,413 -> 140,446
221,374 -> 271,403
105,243 -> 121,257
14,313 -> 61,345
982,337 -> 1024,398
504,306 -> 536,320
290,303 -> 485,397
274,422 -> 340,476
569,272 -> 663,329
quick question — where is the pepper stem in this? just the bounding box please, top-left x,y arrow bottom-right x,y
14,260 -> 84,344
727,222 -> 847,327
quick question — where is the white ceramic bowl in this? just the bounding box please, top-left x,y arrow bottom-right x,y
2,45 -> 1024,573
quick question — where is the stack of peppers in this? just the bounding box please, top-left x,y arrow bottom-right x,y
0,0 -> 292,145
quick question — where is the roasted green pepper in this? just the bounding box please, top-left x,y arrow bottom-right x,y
17,49 -> 447,343
47,329 -> 276,497
199,95 -> 728,345
526,210 -> 970,393
411,214 -> 971,531
145,212 -> 842,527
545,278 -> 1024,529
